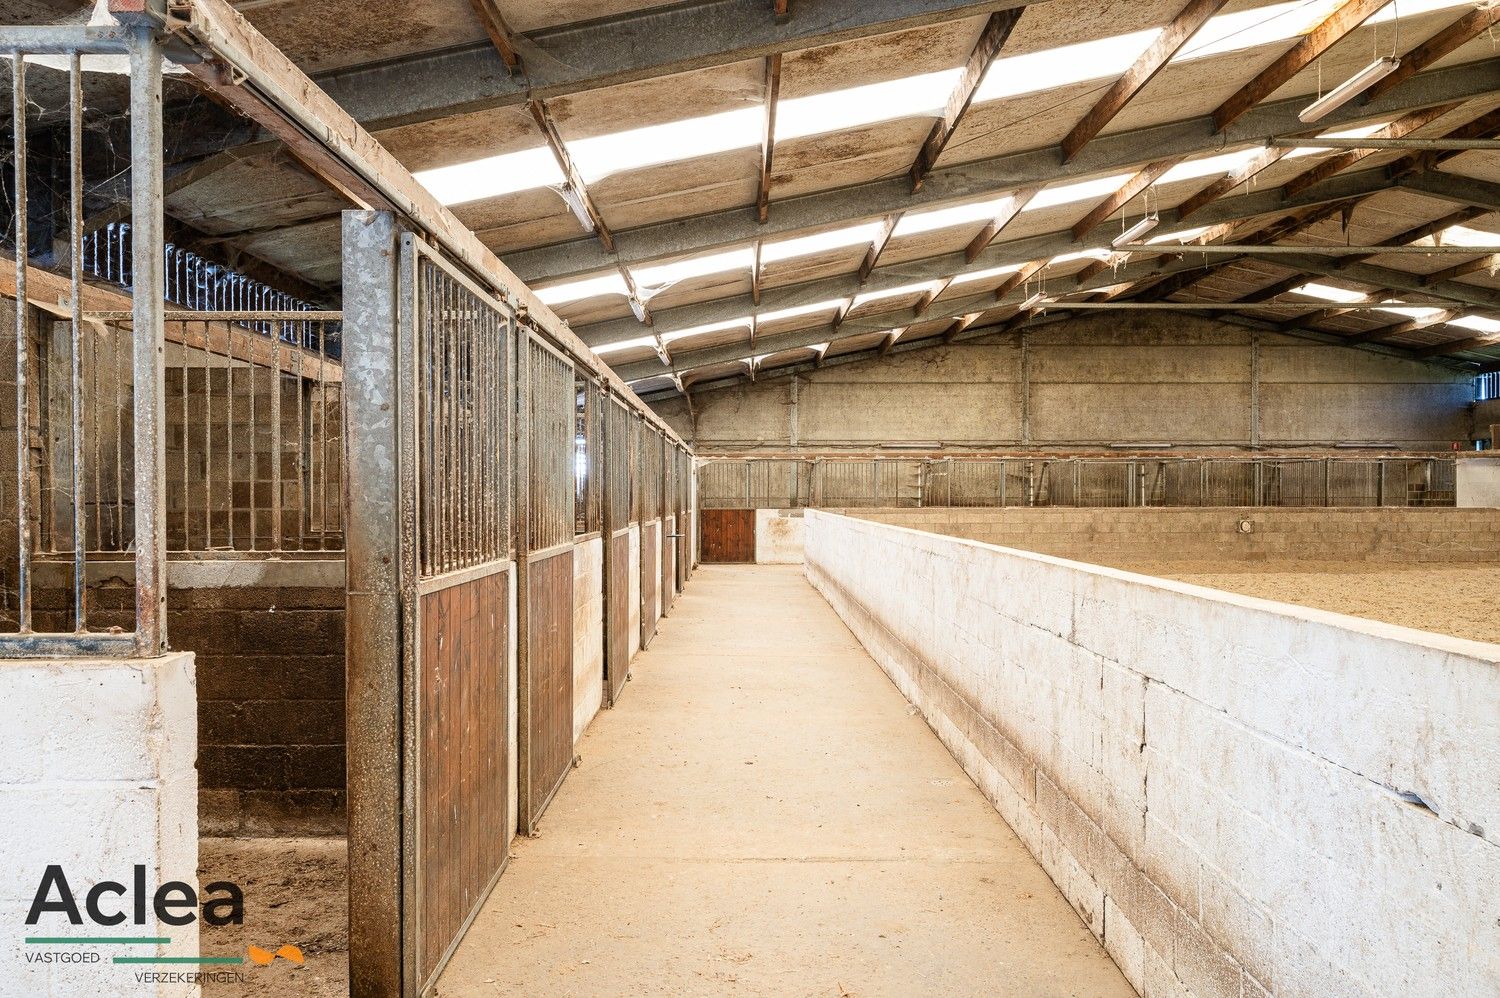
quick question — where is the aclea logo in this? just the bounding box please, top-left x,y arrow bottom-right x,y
24,865 -> 244,927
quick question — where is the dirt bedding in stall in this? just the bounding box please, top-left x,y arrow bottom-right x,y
199,837 -> 348,998
1116,561 -> 1500,645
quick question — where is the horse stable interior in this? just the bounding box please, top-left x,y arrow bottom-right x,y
1,1 -> 1498,996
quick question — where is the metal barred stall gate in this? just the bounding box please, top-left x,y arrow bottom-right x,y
345,220 -> 516,995
518,330 -> 577,833
637,417 -> 664,649
661,435 -> 677,616
602,395 -> 635,706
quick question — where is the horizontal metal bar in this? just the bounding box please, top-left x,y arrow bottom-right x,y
1269,137 -> 1500,150
0,632 -> 141,659
0,25 -> 134,53
416,558 -> 513,596
83,309 -> 344,321
1124,244 -> 1500,255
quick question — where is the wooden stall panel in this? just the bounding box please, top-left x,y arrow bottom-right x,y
417,567 -> 510,987
526,548 -> 575,819
606,529 -> 631,706
702,508 -> 755,563
640,523 -> 659,648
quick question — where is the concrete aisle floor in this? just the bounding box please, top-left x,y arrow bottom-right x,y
436,565 -> 1133,998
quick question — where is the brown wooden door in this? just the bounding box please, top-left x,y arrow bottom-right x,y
701,508 -> 755,562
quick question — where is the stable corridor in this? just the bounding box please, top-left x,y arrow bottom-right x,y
436,565 -> 1131,996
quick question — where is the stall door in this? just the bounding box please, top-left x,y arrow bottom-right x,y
702,508 -> 755,562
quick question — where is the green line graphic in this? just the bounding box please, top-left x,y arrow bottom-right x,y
25,937 -> 170,945
112,956 -> 244,965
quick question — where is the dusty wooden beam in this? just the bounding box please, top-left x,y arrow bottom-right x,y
940,313 -> 981,344
1392,106 -> 1500,176
466,0 -> 522,73
1281,102 -> 1461,198
1423,253 -> 1500,285
757,54 -> 783,223
1071,158 -> 1177,241
1211,0 -> 1395,132
529,99 -> 616,252
1062,0 -> 1230,163
1363,5 -> 1500,103
858,214 -> 900,283
965,185 -> 1042,262
1176,147 -> 1292,221
1341,308 -> 1457,344
993,259 -> 1049,300
909,10 -> 1023,191
773,0 -> 790,22
1416,333 -> 1500,358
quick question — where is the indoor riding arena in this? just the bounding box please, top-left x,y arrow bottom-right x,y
1,1 -> 1497,997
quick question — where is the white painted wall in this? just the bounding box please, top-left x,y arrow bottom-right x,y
805,511 -> 1500,998
0,654 -> 198,998
754,509 -> 806,564
1457,458 -> 1500,507
572,536 -> 604,741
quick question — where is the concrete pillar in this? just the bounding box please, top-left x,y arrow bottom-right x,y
0,653 -> 197,997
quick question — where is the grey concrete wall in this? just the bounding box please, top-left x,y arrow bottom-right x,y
805,511 -> 1500,998
651,315 -> 1474,452
1458,458 -> 1500,508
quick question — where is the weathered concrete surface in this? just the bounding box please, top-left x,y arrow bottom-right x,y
805,511 -> 1500,997
1458,457 -> 1500,508
0,654 -> 198,998
652,316 -> 1474,451
435,565 -> 1131,996
754,507 -> 805,563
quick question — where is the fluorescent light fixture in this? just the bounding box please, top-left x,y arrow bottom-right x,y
1018,291 -> 1050,311
1299,57 -> 1401,124
1113,216 -> 1160,247
534,273 -> 629,305
414,146 -> 563,206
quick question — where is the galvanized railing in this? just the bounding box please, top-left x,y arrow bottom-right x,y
697,456 -> 1460,509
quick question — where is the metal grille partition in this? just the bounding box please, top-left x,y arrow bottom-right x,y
696,456 -> 1463,510
519,332 -> 577,836
601,395 -> 635,706
344,224 -> 516,995
638,423 -> 665,648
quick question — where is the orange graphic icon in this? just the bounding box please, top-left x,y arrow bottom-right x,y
247,944 -> 305,966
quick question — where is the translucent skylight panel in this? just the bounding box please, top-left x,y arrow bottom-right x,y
759,300 -> 847,323
976,28 -> 1160,103
761,224 -> 886,263
568,107 -> 762,183
777,70 -> 962,141
1292,282 -> 1367,303
1435,226 -> 1500,248
1449,316 -> 1500,334
1027,174 -> 1134,211
661,318 -> 753,342
414,146 -> 563,206
595,335 -> 659,355
633,248 -> 755,292
1159,148 -> 1265,184
897,194 -> 1024,237
534,273 -> 629,305
949,263 -> 1025,285
852,282 -> 943,308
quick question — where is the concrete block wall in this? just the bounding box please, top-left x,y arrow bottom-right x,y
651,316 -> 1476,451
171,561 -> 346,837
0,653 -> 198,998
849,507 -> 1500,565
573,536 -> 604,741
754,509 -> 805,564
805,511 -> 1500,998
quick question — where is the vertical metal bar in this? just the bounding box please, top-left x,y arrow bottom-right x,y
67,55 -> 89,629
271,320 -> 282,550
128,29 -> 166,654
12,53 -> 32,632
